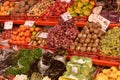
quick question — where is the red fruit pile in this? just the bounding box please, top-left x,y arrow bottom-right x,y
46,18 -> 78,49
2,28 -> 17,40
42,1 -> 71,17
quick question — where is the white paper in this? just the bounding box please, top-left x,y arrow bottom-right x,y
61,12 -> 72,22
93,6 -> 102,14
38,32 -> 48,38
97,15 -> 110,31
24,21 -> 35,27
88,13 -> 99,23
72,66 -> 78,73
4,21 -> 13,30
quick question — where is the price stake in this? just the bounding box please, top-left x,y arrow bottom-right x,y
97,15 -> 110,31
61,0 -> 71,3
4,21 -> 13,30
24,21 -> 35,27
61,12 -> 72,22
38,32 -> 48,38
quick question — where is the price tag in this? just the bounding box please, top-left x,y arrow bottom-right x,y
61,0 -> 71,3
12,45 -> 18,51
93,6 -> 102,14
97,15 -> 110,31
88,13 -> 98,23
24,21 -> 35,27
4,21 -> 13,30
38,32 -> 48,38
61,12 -> 72,22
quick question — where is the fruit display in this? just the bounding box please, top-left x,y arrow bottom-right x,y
42,1 -> 71,17
46,18 -> 79,49
11,0 -> 37,15
67,0 -> 95,16
0,0 -> 120,79
100,27 -> 120,57
30,29 -> 48,47
9,25 -> 41,45
0,1 -> 15,15
27,0 -> 55,16
70,22 -> 105,52
2,27 -> 17,40
95,66 -> 120,80
59,56 -> 95,80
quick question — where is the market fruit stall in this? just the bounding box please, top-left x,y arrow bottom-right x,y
0,0 -> 120,80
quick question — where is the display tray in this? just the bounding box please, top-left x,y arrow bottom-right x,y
67,50 -> 120,67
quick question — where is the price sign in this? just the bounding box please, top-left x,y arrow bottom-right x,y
4,21 -> 13,30
24,21 -> 35,27
12,45 -> 18,51
38,32 -> 48,38
93,6 -> 102,14
61,0 -> 71,3
97,15 -> 110,31
88,13 -> 98,23
61,12 -> 72,22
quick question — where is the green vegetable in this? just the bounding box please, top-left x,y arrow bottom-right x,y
63,56 -> 93,80
6,48 -> 43,75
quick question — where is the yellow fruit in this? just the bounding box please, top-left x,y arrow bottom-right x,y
110,66 -> 118,72
89,1 -> 95,6
81,0 -> 89,3
117,77 -> 120,80
102,69 -> 111,75
109,72 -> 117,79
116,71 -> 120,76
96,73 -> 109,80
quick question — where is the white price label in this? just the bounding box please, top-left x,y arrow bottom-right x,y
38,32 -> 48,38
4,21 -> 13,30
88,13 -> 98,23
61,0 -> 71,3
93,6 -> 102,14
97,15 -> 110,31
12,45 -> 18,51
24,21 -> 35,27
61,12 -> 72,22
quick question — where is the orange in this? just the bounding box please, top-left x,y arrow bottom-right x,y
20,36 -> 25,41
10,2 -> 15,7
25,37 -> 31,43
10,7 -> 14,11
3,1 -> 10,6
35,27 -> 41,32
19,32 -> 24,37
20,25 -> 25,28
13,31 -> 18,35
4,6 -> 9,11
30,27 -> 35,32
1,7 -> 5,11
16,36 -> 20,41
